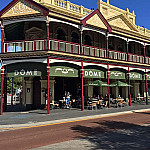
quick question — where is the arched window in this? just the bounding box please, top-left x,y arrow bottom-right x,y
57,29 -> 66,41
108,45 -> 114,50
84,35 -> 92,46
71,32 -> 79,43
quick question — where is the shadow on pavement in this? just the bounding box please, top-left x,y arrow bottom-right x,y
71,120 -> 150,150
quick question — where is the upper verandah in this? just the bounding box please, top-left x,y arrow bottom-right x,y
34,0 -> 150,38
0,0 -> 150,39
36,0 -> 150,38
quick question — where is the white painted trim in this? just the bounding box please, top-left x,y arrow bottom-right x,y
128,39 -> 144,45
49,17 -> 80,29
108,34 -> 127,41
145,43 -> 150,46
49,59 -> 81,66
3,58 -> 47,65
3,17 -> 46,26
146,69 -> 150,72
129,67 -> 145,72
83,62 -> 107,68
82,27 -> 106,35
109,65 -> 128,70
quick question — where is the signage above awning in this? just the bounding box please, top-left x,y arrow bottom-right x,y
50,66 -> 78,77
6,62 -> 46,77
108,71 -> 125,79
146,73 -> 150,81
130,72 -> 143,80
83,69 -> 104,78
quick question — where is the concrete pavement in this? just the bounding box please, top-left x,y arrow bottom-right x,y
0,103 -> 150,131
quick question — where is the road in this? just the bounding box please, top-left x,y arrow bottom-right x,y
0,111 -> 150,150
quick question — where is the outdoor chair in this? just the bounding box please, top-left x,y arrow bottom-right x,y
52,100 -> 59,109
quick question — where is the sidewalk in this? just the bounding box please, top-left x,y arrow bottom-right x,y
0,104 -> 150,130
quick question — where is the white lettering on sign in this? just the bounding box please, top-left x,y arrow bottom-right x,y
14,69 -> 39,76
55,68 -> 74,74
34,69 -> 38,76
14,70 -> 19,76
110,72 -> 122,76
20,69 -> 26,76
84,70 -> 102,77
26,70 -> 32,76
147,74 -> 150,79
130,73 -> 141,79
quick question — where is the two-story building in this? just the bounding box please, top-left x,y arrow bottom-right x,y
0,0 -> 150,114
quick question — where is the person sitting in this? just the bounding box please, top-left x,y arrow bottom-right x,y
104,94 -> 109,107
100,94 -> 103,100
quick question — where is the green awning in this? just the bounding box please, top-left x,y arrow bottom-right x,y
108,71 -> 125,79
84,80 -> 109,87
50,66 -> 78,77
110,81 -> 132,87
146,73 -> 150,81
6,62 -> 46,77
130,72 -> 143,80
83,69 -> 104,78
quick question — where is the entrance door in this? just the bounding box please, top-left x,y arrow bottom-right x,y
33,77 -> 41,109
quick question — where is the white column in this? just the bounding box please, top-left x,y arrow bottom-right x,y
25,80 -> 33,105
50,79 -> 55,102
133,82 -> 140,98
40,80 -> 47,105
112,87 -> 119,98
141,81 -> 146,97
122,87 -> 128,99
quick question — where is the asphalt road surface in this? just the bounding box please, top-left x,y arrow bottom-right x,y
1,111 -> 150,150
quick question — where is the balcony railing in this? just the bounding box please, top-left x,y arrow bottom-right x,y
3,38 -> 149,64
108,50 -> 127,61
128,53 -> 144,64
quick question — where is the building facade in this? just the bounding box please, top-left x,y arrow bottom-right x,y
0,0 -> 150,114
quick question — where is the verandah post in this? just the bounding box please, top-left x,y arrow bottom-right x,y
81,61 -> 84,111
1,23 -> 4,53
106,33 -> 109,58
46,16 -> 50,50
144,43 -> 146,64
128,67 -> 131,106
126,38 -> 129,61
47,58 -> 50,114
107,64 -> 110,108
80,26 -> 83,55
145,69 -> 148,105
0,65 -> 4,115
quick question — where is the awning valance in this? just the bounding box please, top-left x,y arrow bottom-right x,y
108,71 -> 125,79
50,66 -> 78,77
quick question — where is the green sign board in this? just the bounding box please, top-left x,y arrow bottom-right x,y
83,69 -> 104,78
109,71 -> 125,79
6,62 -> 46,77
130,72 -> 142,80
50,66 -> 78,77
146,73 -> 150,80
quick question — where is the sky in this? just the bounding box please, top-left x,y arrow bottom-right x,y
0,0 -> 150,48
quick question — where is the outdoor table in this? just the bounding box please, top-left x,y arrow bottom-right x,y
136,97 -> 144,103
59,99 -> 66,108
113,98 -> 124,107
